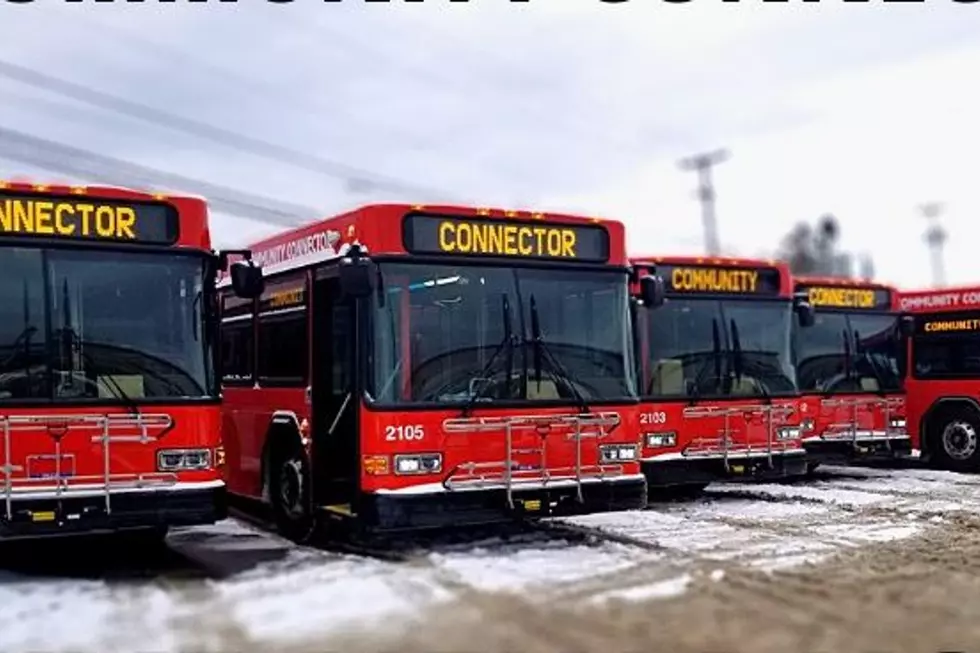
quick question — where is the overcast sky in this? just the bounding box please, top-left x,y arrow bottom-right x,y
0,0 -> 978,290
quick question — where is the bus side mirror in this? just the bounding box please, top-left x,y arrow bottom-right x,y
230,260 -> 264,299
795,300 -> 815,328
640,274 -> 665,308
899,315 -> 915,337
339,256 -> 377,298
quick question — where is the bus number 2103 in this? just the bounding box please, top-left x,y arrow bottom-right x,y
640,412 -> 668,425
385,425 -> 425,441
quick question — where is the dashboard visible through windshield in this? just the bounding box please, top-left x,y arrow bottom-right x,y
0,247 -> 215,403
639,298 -> 798,400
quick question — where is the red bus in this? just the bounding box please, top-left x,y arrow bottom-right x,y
218,204 -> 651,540
631,256 -> 814,493
0,180 -> 261,541
792,278 -> 909,469
898,286 -> 980,472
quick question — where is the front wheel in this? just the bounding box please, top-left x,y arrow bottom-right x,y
270,444 -> 315,543
930,405 -> 980,473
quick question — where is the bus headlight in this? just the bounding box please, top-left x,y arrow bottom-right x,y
776,426 -> 801,441
157,448 -> 212,471
600,444 -> 638,462
645,432 -> 677,448
394,453 -> 443,475
890,418 -> 907,430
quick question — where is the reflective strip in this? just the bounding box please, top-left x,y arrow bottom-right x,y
642,448 -> 806,463
373,473 -> 646,496
2,479 -> 223,502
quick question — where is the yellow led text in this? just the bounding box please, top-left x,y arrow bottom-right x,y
924,319 -> 980,333
268,288 -> 305,308
671,267 -> 759,293
438,221 -> 577,258
0,199 -> 137,240
807,287 -> 876,308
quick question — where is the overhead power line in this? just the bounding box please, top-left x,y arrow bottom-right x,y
0,59 -> 456,201
0,126 -> 321,226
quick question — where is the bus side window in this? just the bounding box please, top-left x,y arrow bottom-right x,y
221,321 -> 254,383
257,312 -> 308,385
220,291 -> 255,385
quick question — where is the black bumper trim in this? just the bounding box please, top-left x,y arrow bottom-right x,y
358,478 -> 648,534
643,451 -> 808,487
803,437 -> 913,465
0,485 -> 227,539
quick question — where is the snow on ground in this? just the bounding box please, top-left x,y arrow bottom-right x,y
3,464 -> 979,652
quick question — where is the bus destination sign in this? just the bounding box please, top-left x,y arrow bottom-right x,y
799,285 -> 892,311
658,265 -> 782,296
402,214 -> 610,263
0,192 -> 179,245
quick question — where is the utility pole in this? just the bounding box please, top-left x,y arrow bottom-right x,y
678,148 -> 729,256
920,202 -> 947,288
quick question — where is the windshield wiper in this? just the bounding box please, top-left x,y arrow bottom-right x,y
58,280 -> 140,416
459,293 -> 517,418
683,318 -> 722,405
65,331 -> 142,417
841,327 -> 854,393
730,318 -> 772,404
853,329 -> 888,397
528,294 -> 590,414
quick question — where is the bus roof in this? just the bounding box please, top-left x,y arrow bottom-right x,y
630,254 -> 793,299
226,203 -> 629,281
0,179 -> 211,250
898,285 -> 980,313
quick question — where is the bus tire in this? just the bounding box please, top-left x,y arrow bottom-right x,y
928,402 -> 980,473
269,436 -> 314,543
806,462 -> 820,476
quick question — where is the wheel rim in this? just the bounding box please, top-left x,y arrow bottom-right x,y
278,458 -> 306,518
942,420 -> 978,461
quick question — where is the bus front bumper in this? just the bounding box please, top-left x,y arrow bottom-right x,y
360,474 -> 647,533
0,481 -> 227,540
642,449 -> 808,487
802,433 -> 913,465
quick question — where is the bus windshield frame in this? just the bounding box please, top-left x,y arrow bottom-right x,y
366,260 -> 638,409
793,308 -> 905,395
0,245 -> 217,405
637,296 -> 800,401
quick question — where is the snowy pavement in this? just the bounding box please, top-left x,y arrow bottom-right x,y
4,465 -> 980,652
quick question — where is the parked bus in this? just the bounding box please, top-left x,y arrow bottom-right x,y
0,180 -> 261,541
217,204 -> 654,540
792,277 -> 909,470
899,286 -> 980,472
631,256 -> 814,493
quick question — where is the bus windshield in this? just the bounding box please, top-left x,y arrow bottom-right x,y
369,263 -> 636,405
639,298 -> 798,399
0,247 -> 215,402
794,311 -> 904,393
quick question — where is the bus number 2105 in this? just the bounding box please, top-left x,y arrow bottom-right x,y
385,425 -> 425,441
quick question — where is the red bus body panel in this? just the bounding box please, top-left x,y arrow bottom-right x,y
221,204 -> 645,532
898,285 -> 980,466
793,276 -> 910,465
0,181 -> 225,539
631,256 -> 806,487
